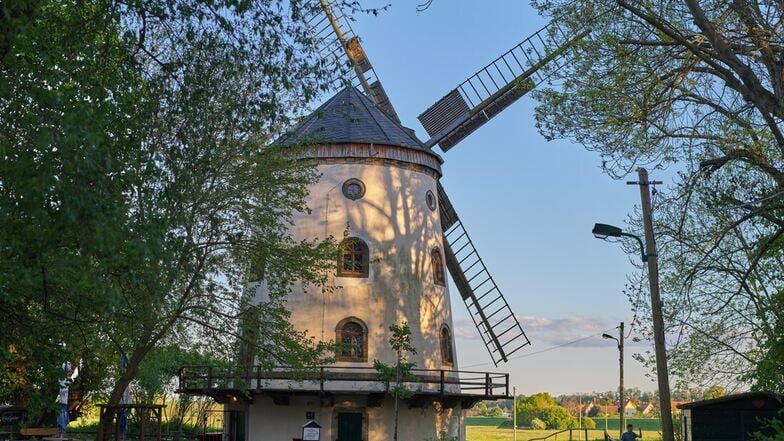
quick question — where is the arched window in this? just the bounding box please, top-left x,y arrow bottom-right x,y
432,248 -> 446,286
440,325 -> 454,366
336,318 -> 368,362
338,238 -> 369,277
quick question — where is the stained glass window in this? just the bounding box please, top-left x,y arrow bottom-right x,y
339,238 -> 369,277
336,319 -> 367,362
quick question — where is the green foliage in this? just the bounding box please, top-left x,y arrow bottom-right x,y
1,0 -> 344,416
531,0 -> 784,393
582,417 -> 596,429
703,386 -> 726,400
374,322 -> 417,399
134,346 -> 227,403
488,406 -> 504,417
753,409 -> 784,441
515,393 -> 577,430
374,322 -> 417,441
530,418 -> 547,430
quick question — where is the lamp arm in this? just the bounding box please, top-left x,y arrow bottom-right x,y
620,232 -> 648,262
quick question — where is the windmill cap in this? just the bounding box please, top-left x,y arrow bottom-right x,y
274,87 -> 440,159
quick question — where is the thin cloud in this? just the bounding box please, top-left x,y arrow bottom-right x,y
454,315 -> 647,348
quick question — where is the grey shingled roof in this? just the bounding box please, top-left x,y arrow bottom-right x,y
275,86 -> 427,150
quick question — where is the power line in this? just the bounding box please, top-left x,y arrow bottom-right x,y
461,328 -> 617,369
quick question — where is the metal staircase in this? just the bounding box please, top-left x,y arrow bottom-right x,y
306,0 -> 400,121
419,21 -> 589,151
437,183 -> 530,366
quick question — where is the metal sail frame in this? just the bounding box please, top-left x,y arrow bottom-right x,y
307,0 -> 587,365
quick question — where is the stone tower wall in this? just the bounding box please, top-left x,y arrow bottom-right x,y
256,158 -> 458,370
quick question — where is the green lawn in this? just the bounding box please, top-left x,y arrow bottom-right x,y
465,417 -> 663,441
591,418 -> 662,432
467,426 -> 663,441
466,417 -> 511,427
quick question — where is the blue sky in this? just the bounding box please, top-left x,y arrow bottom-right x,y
338,0 -> 667,396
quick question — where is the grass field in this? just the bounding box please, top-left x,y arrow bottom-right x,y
465,417 -> 663,441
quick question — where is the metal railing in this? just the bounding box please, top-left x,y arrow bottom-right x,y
178,365 -> 509,398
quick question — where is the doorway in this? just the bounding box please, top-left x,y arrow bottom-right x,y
337,412 -> 362,441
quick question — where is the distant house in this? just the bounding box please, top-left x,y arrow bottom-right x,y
639,402 -> 655,415
613,401 -> 638,417
671,400 -> 688,414
581,401 -> 601,416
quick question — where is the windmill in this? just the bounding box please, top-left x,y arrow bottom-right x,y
306,0 -> 587,366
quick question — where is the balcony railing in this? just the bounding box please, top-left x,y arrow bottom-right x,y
178,365 -> 509,400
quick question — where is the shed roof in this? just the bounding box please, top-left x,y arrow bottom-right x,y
677,391 -> 783,409
274,86 -> 430,152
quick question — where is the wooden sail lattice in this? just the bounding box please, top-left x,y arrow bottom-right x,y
305,0 -> 400,121
419,21 -> 589,151
438,183 -> 530,366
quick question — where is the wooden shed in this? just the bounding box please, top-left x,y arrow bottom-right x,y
677,391 -> 783,441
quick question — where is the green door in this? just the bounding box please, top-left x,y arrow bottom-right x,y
337,412 -> 362,441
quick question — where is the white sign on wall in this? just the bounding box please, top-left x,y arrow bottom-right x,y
302,420 -> 320,441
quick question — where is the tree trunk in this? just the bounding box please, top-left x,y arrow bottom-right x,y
393,351 -> 400,441
97,341 -> 153,441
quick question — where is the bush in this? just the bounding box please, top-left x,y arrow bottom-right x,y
582,417 -> 596,429
538,406 -> 578,430
530,418 -> 547,430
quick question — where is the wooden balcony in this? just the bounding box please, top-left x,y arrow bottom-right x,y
177,365 -> 509,409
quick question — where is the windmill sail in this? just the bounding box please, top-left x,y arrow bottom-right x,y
307,0 -> 400,122
419,22 -> 589,151
438,183 -> 530,366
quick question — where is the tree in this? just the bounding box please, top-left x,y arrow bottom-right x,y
703,386 -> 726,400
515,393 -> 578,429
374,322 -> 417,441
532,0 -> 784,393
753,409 -> 784,441
2,0 -> 345,423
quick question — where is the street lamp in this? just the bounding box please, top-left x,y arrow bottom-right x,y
591,167 -> 674,441
591,223 -> 647,262
603,324 -> 625,440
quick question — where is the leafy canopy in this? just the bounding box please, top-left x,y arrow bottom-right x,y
531,0 -> 784,393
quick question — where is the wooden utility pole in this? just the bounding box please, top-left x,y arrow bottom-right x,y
619,322 -> 625,440
513,387 -> 517,441
634,168 -> 675,441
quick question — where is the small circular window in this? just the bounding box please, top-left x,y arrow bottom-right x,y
426,190 -> 437,211
342,179 -> 365,200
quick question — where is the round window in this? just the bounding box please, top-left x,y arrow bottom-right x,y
426,190 -> 437,211
342,179 -> 365,200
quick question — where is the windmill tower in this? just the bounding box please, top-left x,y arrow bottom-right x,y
177,2 -> 585,440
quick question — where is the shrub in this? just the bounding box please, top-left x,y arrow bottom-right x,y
530,418 -> 547,430
582,417 -> 596,429
538,406 -> 578,430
